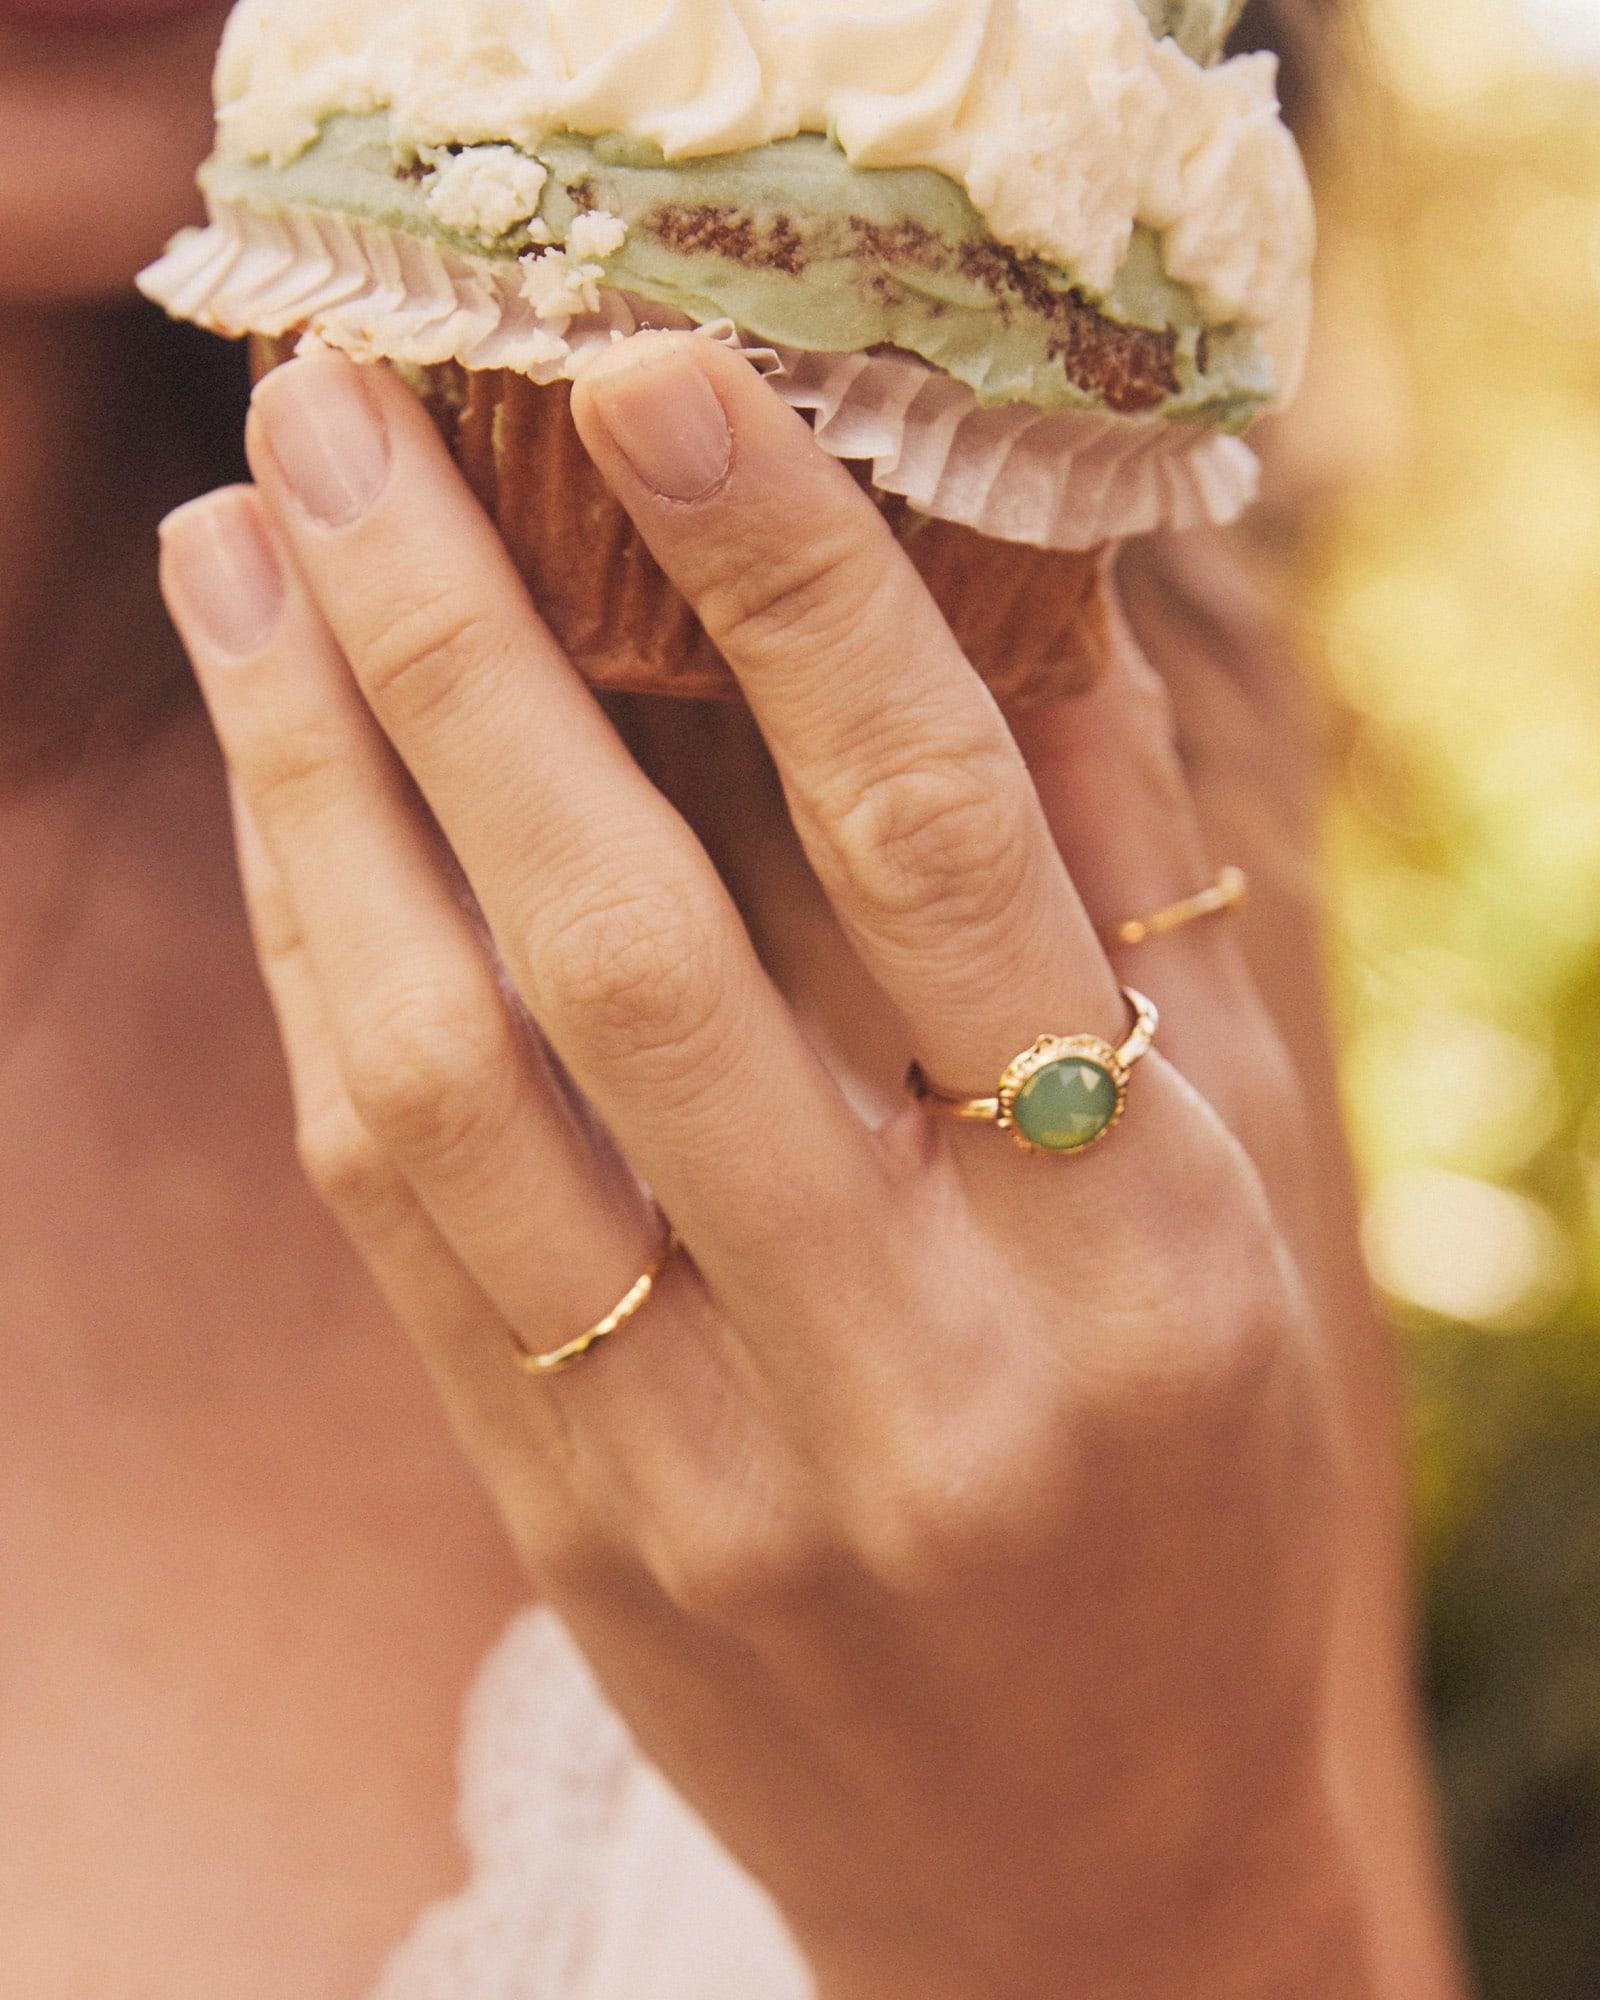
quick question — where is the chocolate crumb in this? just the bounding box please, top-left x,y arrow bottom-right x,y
846,215 -> 941,268
958,239 -> 1179,414
766,214 -> 806,277
639,196 -> 1180,415
650,203 -> 797,271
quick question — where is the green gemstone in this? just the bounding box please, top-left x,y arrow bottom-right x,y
1011,1056 -> 1121,1152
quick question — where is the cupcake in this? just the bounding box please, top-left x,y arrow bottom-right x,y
140,0 -> 1314,705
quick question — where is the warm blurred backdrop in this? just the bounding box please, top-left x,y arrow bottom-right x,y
1291,1 -> 1600,1990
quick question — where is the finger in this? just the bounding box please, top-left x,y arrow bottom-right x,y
243,351 -> 886,1308
570,334 -> 1127,1099
609,696 -> 919,1108
222,767 -> 578,1503
1009,603 -> 1300,1173
227,761 -> 829,1621
160,487 -> 752,1493
223,779 -> 739,1617
1014,613 -> 1257,1016
1115,534 -> 1328,1048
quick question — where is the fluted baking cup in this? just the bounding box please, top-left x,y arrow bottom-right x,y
142,200 -> 1261,552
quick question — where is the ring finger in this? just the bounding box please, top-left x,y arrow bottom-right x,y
1010,600 -> 1312,1241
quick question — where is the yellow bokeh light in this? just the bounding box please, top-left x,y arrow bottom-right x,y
1304,0 -> 1600,1337
1363,1168 -> 1576,1330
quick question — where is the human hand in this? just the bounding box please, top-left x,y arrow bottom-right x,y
159,335 -> 1370,1999
602,595 -> 1309,1239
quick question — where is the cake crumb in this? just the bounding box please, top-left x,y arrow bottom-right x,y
425,145 -> 549,243
520,249 -> 592,320
567,209 -> 628,261
519,209 -> 627,322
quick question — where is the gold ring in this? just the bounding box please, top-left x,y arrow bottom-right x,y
907,987 -> 1159,1155
1112,866 -> 1247,947
509,1217 -> 679,1377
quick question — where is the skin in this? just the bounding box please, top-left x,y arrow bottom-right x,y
2,9 -> 1468,1997
2,15 -> 528,1995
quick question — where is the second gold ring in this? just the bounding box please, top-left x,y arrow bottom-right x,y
1113,866 -> 1247,947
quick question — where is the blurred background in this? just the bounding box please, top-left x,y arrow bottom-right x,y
1287,0 -> 1600,1990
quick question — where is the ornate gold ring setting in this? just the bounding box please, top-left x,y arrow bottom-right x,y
907,986 -> 1160,1156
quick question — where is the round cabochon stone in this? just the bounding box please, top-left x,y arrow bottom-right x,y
1011,1055 -> 1120,1151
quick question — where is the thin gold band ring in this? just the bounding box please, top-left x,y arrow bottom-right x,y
1113,865 -> 1247,947
510,1217 -> 679,1377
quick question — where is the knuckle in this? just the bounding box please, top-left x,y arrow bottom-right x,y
1172,1146 -> 1283,1303
1182,995 -> 1304,1172
295,1102 -> 402,1218
855,1424 -> 1075,1600
844,1360 -> 1080,1592
340,976 -> 514,1165
655,1515 -> 838,1633
701,523 -> 876,671
528,1521 -> 631,1607
1209,1223 -> 1308,1393
356,586 -> 504,729
1244,1031 -> 1307,1152
239,718 -> 347,825
535,886 -> 726,1086
817,739 -> 1035,933
1088,1131 -> 1302,1407
244,868 -> 304,972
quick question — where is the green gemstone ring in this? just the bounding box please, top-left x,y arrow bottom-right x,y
906,988 -> 1159,1156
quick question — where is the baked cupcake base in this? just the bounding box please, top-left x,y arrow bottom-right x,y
252,335 -> 1114,706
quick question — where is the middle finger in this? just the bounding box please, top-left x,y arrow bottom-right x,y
571,334 -> 1130,1106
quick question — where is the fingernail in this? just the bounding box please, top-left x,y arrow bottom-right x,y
254,352 -> 391,527
160,491 -> 284,658
583,343 -> 732,502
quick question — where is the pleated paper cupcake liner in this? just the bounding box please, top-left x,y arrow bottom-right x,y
141,198 -> 1261,555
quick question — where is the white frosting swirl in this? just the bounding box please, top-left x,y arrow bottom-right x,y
214,0 -> 1314,331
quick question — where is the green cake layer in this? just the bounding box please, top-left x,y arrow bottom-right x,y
203,113 -> 1276,427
